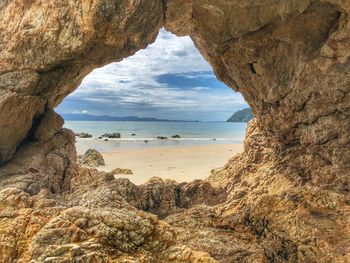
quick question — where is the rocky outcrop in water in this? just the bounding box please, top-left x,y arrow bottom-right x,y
75,132 -> 93,138
0,0 -> 349,262
101,132 -> 121,138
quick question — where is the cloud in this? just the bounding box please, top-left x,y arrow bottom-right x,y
72,110 -> 89,114
56,29 -> 248,121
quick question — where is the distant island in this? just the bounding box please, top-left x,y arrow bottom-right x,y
62,113 -> 199,122
227,108 -> 253,122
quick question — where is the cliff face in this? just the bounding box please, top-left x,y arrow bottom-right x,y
0,0 -> 349,262
227,108 -> 253,122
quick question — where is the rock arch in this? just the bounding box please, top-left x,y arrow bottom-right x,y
0,0 -> 349,262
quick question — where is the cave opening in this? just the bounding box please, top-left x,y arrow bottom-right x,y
1,1 -> 349,262
55,29 -> 249,185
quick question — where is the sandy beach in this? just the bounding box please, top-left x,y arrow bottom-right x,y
87,144 -> 243,185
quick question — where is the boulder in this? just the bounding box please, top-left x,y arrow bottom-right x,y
79,149 -> 105,167
75,132 -> 93,138
101,132 -> 121,138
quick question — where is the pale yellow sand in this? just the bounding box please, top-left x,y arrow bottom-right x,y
93,144 -> 243,185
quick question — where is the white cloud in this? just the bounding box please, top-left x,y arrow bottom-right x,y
72,110 -> 89,114
58,29 -> 248,121
73,29 -> 211,95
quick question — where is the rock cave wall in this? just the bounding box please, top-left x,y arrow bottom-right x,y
0,0 -> 164,164
0,0 -> 349,262
166,0 -> 350,192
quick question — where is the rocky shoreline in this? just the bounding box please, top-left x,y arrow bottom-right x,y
0,0 -> 349,262
76,132 -> 183,140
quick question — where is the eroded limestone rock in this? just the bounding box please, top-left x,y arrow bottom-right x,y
0,0 -> 349,262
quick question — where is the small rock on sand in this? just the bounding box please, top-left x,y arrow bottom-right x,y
78,149 -> 105,167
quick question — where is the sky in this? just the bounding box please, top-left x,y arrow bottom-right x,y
56,29 -> 247,121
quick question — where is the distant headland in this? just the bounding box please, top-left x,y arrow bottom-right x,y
62,113 -> 200,122
227,108 -> 253,122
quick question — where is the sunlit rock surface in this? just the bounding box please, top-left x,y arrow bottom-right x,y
0,0 -> 164,163
0,0 -> 349,262
78,149 -> 105,167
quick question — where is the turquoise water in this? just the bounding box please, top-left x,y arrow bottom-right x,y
64,121 -> 247,151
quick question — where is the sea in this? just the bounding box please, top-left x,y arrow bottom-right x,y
64,121 -> 247,152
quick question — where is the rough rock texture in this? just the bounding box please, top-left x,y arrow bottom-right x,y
165,1 -> 350,261
0,0 -> 350,262
0,0 -> 164,163
181,179 -> 227,206
189,120 -> 350,262
78,149 -> 105,167
134,177 -> 226,218
0,134 -> 222,262
167,0 -> 350,193
111,168 -> 134,175
165,206 -> 266,263
0,169 -> 216,263
108,177 -> 225,219
0,109 -> 76,195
